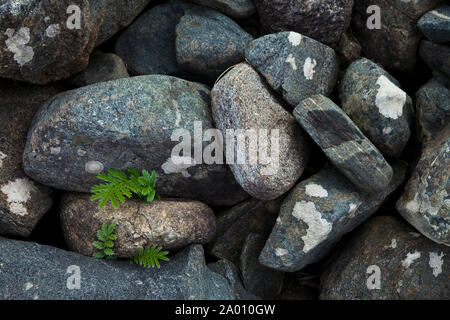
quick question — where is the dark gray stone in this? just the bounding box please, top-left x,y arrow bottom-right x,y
187,0 -> 256,19
419,41 -> 450,80
418,5 -> 450,43
336,32 -> 362,65
23,75 -> 248,206
0,238 -> 236,300
260,162 -> 407,272
245,32 -> 340,107
320,216 -> 450,300
339,58 -> 414,157
293,95 -> 393,194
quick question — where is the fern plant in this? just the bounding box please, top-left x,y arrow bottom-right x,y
92,223 -> 117,259
90,168 -> 159,209
130,246 -> 169,269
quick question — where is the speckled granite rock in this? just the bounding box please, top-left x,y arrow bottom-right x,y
254,0 -> 354,46
260,162 -> 407,272
245,32 -> 340,107
0,238 -> 236,300
66,51 -> 129,87
60,193 -> 216,257
187,0 -> 256,19
175,8 -> 253,82
0,79 -> 61,237
336,32 -> 361,65
352,0 -> 444,71
208,198 -> 280,264
320,216 -> 449,300
419,41 -> 450,80
294,95 -> 393,194
418,5 -> 450,43
212,63 -> 309,200
396,129 -> 449,246
339,58 -> 413,157
23,75 -> 248,206
240,233 -> 284,299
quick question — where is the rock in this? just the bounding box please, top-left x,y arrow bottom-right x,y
320,216 -> 450,300
211,63 -> 309,200
0,79 -> 61,237
208,259 -> 260,300
208,198 -> 281,264
60,193 -> 216,257
339,58 -> 414,158
419,41 -> 450,80
418,5 -> 450,43
240,233 -> 284,299
293,95 -> 393,194
66,51 -> 129,87
23,75 -> 248,206
336,32 -> 361,65
259,162 -> 407,272
175,8 -> 253,82
396,130 -> 449,246
245,32 -> 340,107
254,0 -> 354,46
0,237 -> 236,300
352,0 -> 444,71
277,273 -> 315,300
187,0 -> 256,19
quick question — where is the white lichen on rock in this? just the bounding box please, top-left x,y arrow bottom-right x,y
85,161 -> 104,174
161,156 -> 196,178
305,183 -> 328,198
288,32 -> 302,46
45,24 -> 60,38
429,252 -> 444,277
0,178 -> 36,216
4,27 -> 34,66
275,247 -> 288,257
375,75 -> 406,119
401,251 -> 421,268
303,57 -> 317,80
285,54 -> 297,70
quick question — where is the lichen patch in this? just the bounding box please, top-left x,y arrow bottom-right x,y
1,178 -> 36,216
285,54 -> 297,70
305,183 -> 328,198
375,75 -> 406,120
303,57 -> 317,80
161,156 -> 196,178
429,252 -> 444,277
45,24 -> 60,38
401,251 -> 421,268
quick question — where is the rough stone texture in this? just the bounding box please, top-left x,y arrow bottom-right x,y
352,0 -> 444,71
294,95 -> 393,194
336,32 -> 361,65
320,216 -> 450,300
418,5 -> 450,43
66,51 -> 129,87
260,162 -> 407,272
187,0 -> 256,18
212,63 -> 309,200
0,79 -> 61,237
60,193 -> 216,257
0,237 -> 236,300
254,0 -> 354,46
419,41 -> 450,80
278,273 -> 315,300
396,129 -> 449,246
175,8 -> 253,82
23,75 -> 248,206
339,58 -> 414,158
245,32 -> 340,107
240,233 -> 284,299
208,197 -> 281,265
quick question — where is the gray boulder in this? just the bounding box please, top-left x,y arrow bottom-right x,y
187,0 -> 256,18
418,5 -> 450,43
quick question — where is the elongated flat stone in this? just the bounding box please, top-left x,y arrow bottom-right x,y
294,95 -> 393,194
259,162 -> 407,272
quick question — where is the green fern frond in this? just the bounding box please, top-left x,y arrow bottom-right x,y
130,246 -> 169,269
93,223 -> 117,260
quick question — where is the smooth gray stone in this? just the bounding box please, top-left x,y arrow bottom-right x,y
186,0 -> 256,18
419,41 -> 450,80
418,5 -> 450,43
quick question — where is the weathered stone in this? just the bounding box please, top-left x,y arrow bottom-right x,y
0,238 -> 236,300
208,197 -> 281,264
0,79 -> 61,237
66,51 -> 129,87
211,63 -> 309,200
396,129 -> 449,246
240,233 -> 284,299
352,0 -> 444,71
260,162 -> 407,272
419,41 -> 450,80
60,193 -> 216,257
175,8 -> 253,82
339,58 -> 414,157
187,0 -> 256,19
336,32 -> 361,65
278,273 -> 315,300
320,216 -> 450,300
418,5 -> 450,43
294,95 -> 393,194
23,75 -> 248,206
245,32 -> 340,107
254,0 -> 354,46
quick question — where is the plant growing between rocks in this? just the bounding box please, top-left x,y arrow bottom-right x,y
93,223 -> 117,259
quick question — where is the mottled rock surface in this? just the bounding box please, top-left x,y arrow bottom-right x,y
260,162 -> 407,272
320,216 -> 449,300
187,0 -> 256,18
60,193 -> 216,257
245,32 -> 339,107
336,32 -> 361,65
419,41 -> 450,80
212,63 -> 309,200
0,238 -> 236,300
254,0 -> 354,46
418,5 -> 450,43
339,58 -> 413,157
294,95 -> 393,194
23,75 -> 248,206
